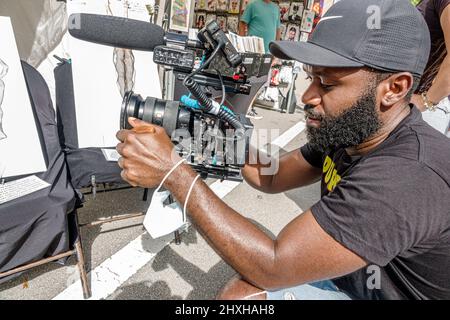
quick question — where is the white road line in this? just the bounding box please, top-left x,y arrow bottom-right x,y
271,121 -> 306,149
53,120 -> 306,300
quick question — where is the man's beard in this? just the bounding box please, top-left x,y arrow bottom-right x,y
305,86 -> 382,153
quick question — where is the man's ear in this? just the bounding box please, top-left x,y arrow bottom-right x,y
379,72 -> 414,107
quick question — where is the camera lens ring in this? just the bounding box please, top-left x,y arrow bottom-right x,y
121,91 -> 143,130
120,91 -> 133,129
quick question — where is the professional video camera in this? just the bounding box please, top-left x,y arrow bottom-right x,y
69,14 -> 271,181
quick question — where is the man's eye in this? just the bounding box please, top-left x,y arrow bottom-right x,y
321,83 -> 335,90
305,75 -> 312,81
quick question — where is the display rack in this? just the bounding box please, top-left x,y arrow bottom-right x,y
192,0 -> 317,37
254,59 -> 301,113
254,0 -> 338,113
191,1 -> 337,114
192,0 -> 245,33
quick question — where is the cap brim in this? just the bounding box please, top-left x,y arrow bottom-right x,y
269,41 -> 364,68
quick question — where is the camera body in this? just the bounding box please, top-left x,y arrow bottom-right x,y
121,21 -> 268,181
121,92 -> 253,181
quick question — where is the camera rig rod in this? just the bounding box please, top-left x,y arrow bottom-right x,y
182,41 -> 245,136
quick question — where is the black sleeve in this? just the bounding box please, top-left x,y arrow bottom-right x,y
300,143 -> 324,169
310,156 -> 450,266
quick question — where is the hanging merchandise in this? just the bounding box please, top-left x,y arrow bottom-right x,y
279,65 -> 294,84
300,9 -> 315,32
255,0 -> 339,113
170,0 -> 193,33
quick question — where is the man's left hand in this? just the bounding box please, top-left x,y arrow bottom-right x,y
116,118 -> 182,188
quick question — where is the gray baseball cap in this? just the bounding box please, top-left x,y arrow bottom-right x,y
269,0 -> 431,76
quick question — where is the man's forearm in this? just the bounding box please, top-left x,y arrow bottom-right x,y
239,22 -> 248,36
276,28 -> 282,41
165,164 -> 279,290
242,146 -> 276,193
242,163 -> 275,193
427,55 -> 450,103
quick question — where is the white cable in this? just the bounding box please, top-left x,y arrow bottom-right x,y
183,174 -> 201,222
156,158 -> 187,191
155,158 -> 200,222
243,291 -> 267,299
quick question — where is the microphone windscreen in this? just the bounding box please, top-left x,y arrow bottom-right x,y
68,13 -> 165,51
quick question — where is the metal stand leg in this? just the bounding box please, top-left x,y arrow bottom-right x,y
143,188 -> 149,202
75,240 -> 91,299
174,230 -> 181,245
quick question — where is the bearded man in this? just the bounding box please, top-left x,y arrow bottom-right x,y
116,0 -> 450,300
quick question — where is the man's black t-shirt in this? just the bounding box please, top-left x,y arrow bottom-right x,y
301,106 -> 450,299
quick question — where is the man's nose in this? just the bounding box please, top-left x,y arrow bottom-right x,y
301,83 -> 322,107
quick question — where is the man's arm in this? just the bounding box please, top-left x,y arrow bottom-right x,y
239,2 -> 252,36
276,27 -> 282,41
239,21 -> 248,36
242,147 -> 322,194
412,5 -> 450,109
116,119 -> 366,291
167,172 -> 367,290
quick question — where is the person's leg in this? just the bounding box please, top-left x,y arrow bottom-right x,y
218,276 -> 351,300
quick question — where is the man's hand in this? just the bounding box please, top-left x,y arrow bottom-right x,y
238,21 -> 248,36
116,117 -> 182,188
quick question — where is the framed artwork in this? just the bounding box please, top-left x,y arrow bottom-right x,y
195,0 -> 207,10
288,2 -> 304,23
206,13 -> 217,24
284,24 -> 300,41
67,0 -> 162,148
216,0 -> 228,11
170,0 -> 193,32
279,23 -> 288,39
300,9 -> 315,32
279,2 -> 291,22
228,0 -> 240,14
227,15 -> 239,33
206,0 -> 217,11
194,12 -> 206,29
0,17 -> 46,178
300,31 -> 310,42
312,0 -> 322,26
217,15 -> 227,31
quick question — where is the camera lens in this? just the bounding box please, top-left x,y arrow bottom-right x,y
121,91 -> 192,136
